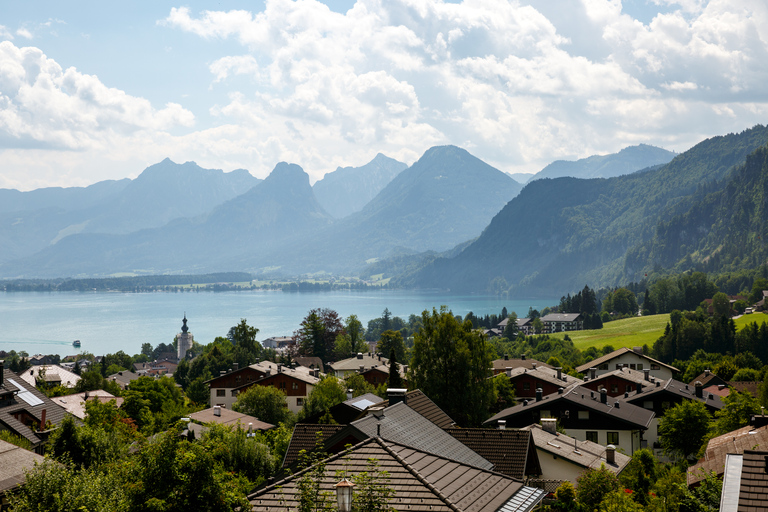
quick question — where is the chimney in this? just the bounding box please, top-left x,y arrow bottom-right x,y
532,363 -> 537,369
387,388 -> 407,405
606,445 -> 616,464
624,392 -> 629,398
636,382 -> 643,393
536,388 -> 543,402
39,409 -> 46,430
521,354 -> 526,360
359,365 -> 365,372
233,363 -> 239,371
504,354 -> 509,360
643,369 -> 650,381
633,346 -> 642,355
371,407 -> 384,419
695,381 -> 703,398
704,369 -> 710,376
346,388 -> 353,400
556,367 -> 562,380
600,389 -> 607,404
656,380 -> 660,387
506,367 -> 512,377
590,368 -> 597,380
357,353 -> 363,359
558,387 -> 564,394
498,420 -> 506,430
220,370 -> 226,376
542,418 -> 557,434
214,406 -> 221,416
615,401 -> 620,408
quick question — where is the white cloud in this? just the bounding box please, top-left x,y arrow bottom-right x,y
15,28 -> 33,39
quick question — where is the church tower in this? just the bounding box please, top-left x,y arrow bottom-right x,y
177,314 -> 194,360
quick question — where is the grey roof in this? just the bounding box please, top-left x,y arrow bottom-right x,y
338,402 -> 493,471
0,439 -> 46,493
485,386 -> 655,430
107,370 -> 139,386
249,437 -> 545,512
328,353 -> 390,372
624,378 -> 724,411
586,367 -> 654,386
718,450 -> 768,512
492,358 -> 551,372
576,347 -> 679,373
345,393 -> 381,411
505,366 -> 581,390
188,407 -> 274,431
522,423 -> 631,474
371,389 -> 456,428
540,313 -> 582,322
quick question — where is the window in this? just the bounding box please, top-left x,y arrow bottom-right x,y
637,364 -> 643,370
523,383 -> 531,391
297,398 -> 304,406
541,410 -> 551,418
578,410 -> 589,420
615,364 -> 622,370
586,431 -> 598,443
607,432 -> 619,445
279,382 -> 286,389
599,364 -> 609,370
216,389 -> 225,397
651,364 -> 660,370
629,364 -> 636,370
292,382 -> 299,390
626,385 -> 633,393
643,401 -> 653,409
611,385 -> 619,393
231,390 -> 237,397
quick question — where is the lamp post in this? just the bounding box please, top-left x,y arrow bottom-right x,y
335,478 -> 355,512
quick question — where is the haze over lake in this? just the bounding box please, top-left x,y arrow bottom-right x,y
0,290 -> 556,357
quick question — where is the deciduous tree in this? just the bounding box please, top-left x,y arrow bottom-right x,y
658,400 -> 711,460
233,385 -> 291,425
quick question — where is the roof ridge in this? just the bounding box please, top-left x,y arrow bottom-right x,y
376,438 -> 462,512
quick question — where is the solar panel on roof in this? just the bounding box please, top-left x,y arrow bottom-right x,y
7,379 -> 44,407
352,399 -> 376,410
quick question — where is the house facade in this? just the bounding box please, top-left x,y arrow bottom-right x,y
540,313 -> 583,333
229,365 -> 322,413
576,347 -> 678,381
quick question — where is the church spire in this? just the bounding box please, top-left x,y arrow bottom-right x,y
182,313 -> 188,334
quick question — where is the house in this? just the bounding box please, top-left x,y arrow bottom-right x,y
517,318 -> 534,336
540,313 -> 583,334
183,405 -> 274,438
484,386 -> 655,455
576,347 -> 678,381
580,366 -> 657,398
229,364 -> 322,413
621,378 -> 724,459
0,439 -> 47,510
369,388 -> 456,429
491,354 -> 552,375
300,392 -> 382,425
686,420 -> 768,487
107,370 -> 140,390
358,363 -> 407,388
133,359 -> 178,377
294,356 -> 324,373
327,352 -> 390,378
0,364 -> 70,453
501,365 -> 580,400
521,421 -> 631,484
248,437 -> 546,512
718,450 -> 768,511
19,365 -> 81,389
445,427 -> 542,480
52,390 -> 123,420
261,336 -> 294,350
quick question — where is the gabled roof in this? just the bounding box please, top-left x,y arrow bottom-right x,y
282,423 -> 345,468
328,353 -> 390,372
19,365 -> 81,389
52,390 -> 122,420
445,427 -> 541,479
688,371 -> 726,388
0,439 -> 46,493
329,402 -> 493,471
484,386 -> 655,430
492,358 -> 551,372
371,389 -> 455,429
522,424 -> 631,475
294,356 -> 324,373
576,347 -> 679,373
687,424 -> 768,486
540,313 -> 582,322
188,406 -> 274,430
503,366 -> 581,391
231,364 -> 322,390
249,437 -> 546,512
586,367 -> 654,387
623,378 -> 724,412
107,370 -> 139,386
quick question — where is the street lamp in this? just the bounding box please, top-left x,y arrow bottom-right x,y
335,478 -> 355,512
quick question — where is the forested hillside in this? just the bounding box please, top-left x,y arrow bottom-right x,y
395,125 -> 768,296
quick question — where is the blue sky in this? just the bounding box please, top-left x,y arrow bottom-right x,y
1,0 -> 766,190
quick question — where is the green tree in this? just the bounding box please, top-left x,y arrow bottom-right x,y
409,306 -> 494,427
377,330 -> 405,363
576,464 -> 620,510
233,385 -> 291,425
228,318 -> 261,356
532,317 -> 543,334
351,458 -> 396,512
295,308 -> 345,363
299,375 -> 347,421
712,292 -> 731,318
387,349 -> 402,389
712,389 -> 762,436
502,312 -> 518,339
490,373 -> 516,414
551,481 -> 578,512
598,489 -> 643,512
658,400 -> 711,460
344,373 -> 376,398
620,448 -> 657,506
141,342 -> 153,358
731,368 -> 760,381
186,376 -> 210,406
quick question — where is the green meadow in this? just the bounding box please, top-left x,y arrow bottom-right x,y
549,314 -> 670,351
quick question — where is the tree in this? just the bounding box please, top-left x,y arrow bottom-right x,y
351,458 -> 396,512
409,306 -> 494,427
576,464 -> 620,510
712,292 -> 731,318
186,376 -> 210,406
712,389 -> 762,436
233,385 -> 291,425
598,489 -> 643,512
377,330 -> 405,363
658,400 -> 711,460
551,481 -> 578,512
490,374 -> 516,414
141,342 -> 153,358
299,375 -> 347,421
532,317 -> 543,334
620,448 -> 657,506
295,308 -> 345,363
502,312 -> 518,339
345,373 -> 376,398
388,350 -> 402,389
228,318 -> 261,356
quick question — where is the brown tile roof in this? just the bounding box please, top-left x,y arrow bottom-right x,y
445,427 -> 541,479
0,439 -> 46,493
576,347 -> 679,373
492,358 -> 551,372
688,371 -> 726,388
249,437 -> 546,512
282,423 -> 345,468
372,389 -> 455,428
687,424 -> 768,486
733,450 -> 768,511
624,378 -> 724,412
188,406 -> 274,431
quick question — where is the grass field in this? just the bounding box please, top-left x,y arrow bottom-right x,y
549,314 -> 670,351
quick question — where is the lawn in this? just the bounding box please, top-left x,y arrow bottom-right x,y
549,314 -> 671,351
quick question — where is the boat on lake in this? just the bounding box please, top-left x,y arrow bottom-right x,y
72,340 -> 81,347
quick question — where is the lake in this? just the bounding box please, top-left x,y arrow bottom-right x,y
0,290 -> 556,357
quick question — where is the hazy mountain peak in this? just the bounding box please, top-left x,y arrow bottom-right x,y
264,162 -> 310,187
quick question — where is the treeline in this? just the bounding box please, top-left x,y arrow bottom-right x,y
280,280 -> 387,291
1,272 -> 253,292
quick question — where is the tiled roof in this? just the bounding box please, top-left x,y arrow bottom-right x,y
687,424 -> 768,486
576,347 -> 679,373
231,364 -> 322,390
492,358 -> 551,372
249,437 -> 546,512
282,424 -> 345,468
504,366 -> 582,390
52,390 -> 122,420
0,369 -> 71,447
19,365 -> 81,389
294,356 -> 324,373
328,353 -> 390,372
733,450 -> 768,511
540,313 -> 582,322
688,371 -> 726,388
188,406 -> 274,430
586,367 -> 653,387
0,439 -> 46,493
372,389 -> 456,429
484,386 -> 655,430
624,378 -> 724,412
106,370 -> 139,387
339,402 -> 493,471
445,427 -> 541,479
522,424 -> 631,474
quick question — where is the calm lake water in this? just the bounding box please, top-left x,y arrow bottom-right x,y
0,290 -> 556,357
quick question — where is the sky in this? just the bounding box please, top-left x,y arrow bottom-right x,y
1,0 -> 767,191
